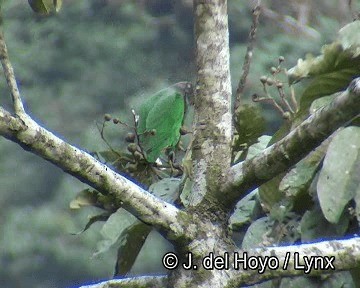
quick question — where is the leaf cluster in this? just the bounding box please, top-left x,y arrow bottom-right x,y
70,84 -> 193,276
230,20 -> 360,287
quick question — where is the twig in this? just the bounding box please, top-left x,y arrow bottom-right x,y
0,25 -> 25,115
261,6 -> 320,39
252,93 -> 286,116
95,121 -> 131,167
277,85 -> 294,114
131,108 -> 148,162
289,85 -> 298,112
234,0 -> 261,112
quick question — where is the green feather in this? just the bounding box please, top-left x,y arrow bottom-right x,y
137,83 -> 191,163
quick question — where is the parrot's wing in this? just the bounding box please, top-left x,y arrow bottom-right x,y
137,88 -> 172,135
141,91 -> 185,162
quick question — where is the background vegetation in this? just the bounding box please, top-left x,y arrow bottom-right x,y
0,0 -> 355,287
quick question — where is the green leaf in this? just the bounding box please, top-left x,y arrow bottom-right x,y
338,20 -> 360,57
137,83 -> 190,163
317,127 -> 360,223
28,0 -> 62,15
71,213 -> 110,235
320,271 -> 355,288
246,135 -> 272,160
242,217 -> 273,249
258,174 -> 285,212
275,142 -> 328,215
300,208 -> 349,241
69,189 -> 98,209
350,266 -> 360,288
267,120 -> 292,146
288,21 -> 360,124
233,104 -> 266,162
280,276 -> 319,288
296,63 -> 357,120
279,143 -> 326,208
288,21 -> 360,83
93,208 -> 139,256
309,93 -> 338,115
250,136 -> 283,213
149,177 -> 181,203
114,221 -> 152,276
229,189 -> 261,230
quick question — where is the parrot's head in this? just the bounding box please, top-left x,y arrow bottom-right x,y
173,82 -> 194,105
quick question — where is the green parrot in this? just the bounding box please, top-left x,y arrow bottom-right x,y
137,82 -> 193,163
28,0 -> 62,15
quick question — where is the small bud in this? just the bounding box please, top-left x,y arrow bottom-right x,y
270,67 -> 277,74
133,151 -> 144,160
279,56 -> 285,63
125,132 -> 136,143
252,93 -> 260,101
260,76 -> 267,84
276,82 -> 283,88
113,118 -> 120,124
127,143 -> 138,153
104,114 -> 112,121
149,129 -> 156,136
283,111 -> 291,120
131,109 -> 139,125
266,78 -> 274,86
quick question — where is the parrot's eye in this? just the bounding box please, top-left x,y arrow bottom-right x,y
185,83 -> 193,94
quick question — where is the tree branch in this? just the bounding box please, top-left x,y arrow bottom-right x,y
233,0 -> 261,112
0,10 -> 197,242
222,77 -> 360,209
227,237 -> 360,286
79,275 -> 167,288
261,5 -> 320,39
0,107 -> 191,242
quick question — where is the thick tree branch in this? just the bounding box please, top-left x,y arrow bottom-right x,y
227,237 -> 360,286
191,0 -> 232,215
222,77 -> 360,209
0,106 -> 192,241
79,275 -> 167,288
0,13 -> 196,243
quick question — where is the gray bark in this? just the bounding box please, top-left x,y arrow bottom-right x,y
0,1 -> 360,288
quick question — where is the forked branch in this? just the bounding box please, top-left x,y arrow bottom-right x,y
0,22 -> 190,243
223,77 -> 360,209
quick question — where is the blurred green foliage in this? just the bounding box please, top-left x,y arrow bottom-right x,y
0,0 -> 355,287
